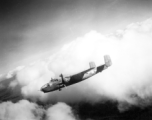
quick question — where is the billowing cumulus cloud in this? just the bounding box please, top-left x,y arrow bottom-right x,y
15,61 -> 54,102
1,18 -> 152,111
0,100 -> 76,120
0,100 -> 44,120
46,102 -> 76,120
6,66 -> 25,79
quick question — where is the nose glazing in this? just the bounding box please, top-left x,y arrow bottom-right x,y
40,84 -> 48,92
40,86 -> 44,92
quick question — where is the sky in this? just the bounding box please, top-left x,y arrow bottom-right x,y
1,0 -> 152,120
1,0 -> 152,73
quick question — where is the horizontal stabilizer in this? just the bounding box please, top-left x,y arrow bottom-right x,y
89,62 -> 96,69
104,55 -> 112,67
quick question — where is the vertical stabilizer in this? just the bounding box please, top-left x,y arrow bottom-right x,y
104,55 -> 112,67
89,62 -> 96,69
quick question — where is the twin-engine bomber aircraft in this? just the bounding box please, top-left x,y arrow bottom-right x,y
41,55 -> 112,93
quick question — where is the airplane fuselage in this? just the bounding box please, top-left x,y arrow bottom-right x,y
41,65 -> 105,93
41,55 -> 112,93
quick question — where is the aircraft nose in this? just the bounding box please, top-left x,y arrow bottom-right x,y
40,86 -> 44,91
40,84 -> 48,92
40,83 -> 57,93
40,86 -> 45,92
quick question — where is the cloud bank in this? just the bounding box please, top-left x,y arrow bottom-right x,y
0,100 -> 76,120
1,18 -> 152,112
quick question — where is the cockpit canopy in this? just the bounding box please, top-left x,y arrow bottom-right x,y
50,77 -> 62,83
41,83 -> 50,89
50,78 -> 58,82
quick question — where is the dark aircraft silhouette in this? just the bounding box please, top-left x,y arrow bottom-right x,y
41,55 -> 112,93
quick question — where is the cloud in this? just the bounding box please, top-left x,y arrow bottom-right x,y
2,18 -> 152,111
45,18 -> 152,107
9,80 -> 18,88
6,66 -> 25,79
0,84 -> 5,90
0,100 -> 44,120
46,102 -> 76,120
0,100 -> 76,120
16,61 -> 54,102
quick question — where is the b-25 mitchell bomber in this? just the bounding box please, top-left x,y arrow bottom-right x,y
41,55 -> 112,93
